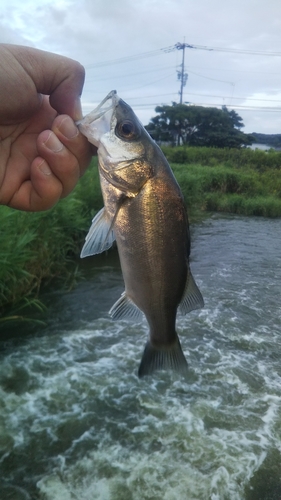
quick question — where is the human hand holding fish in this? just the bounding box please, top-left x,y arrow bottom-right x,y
0,43 -> 203,378
78,91 -> 204,377
0,44 -> 93,211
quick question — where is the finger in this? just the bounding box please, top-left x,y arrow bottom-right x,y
8,158 -> 64,211
37,129 -> 82,198
2,44 -> 85,121
52,115 -> 95,175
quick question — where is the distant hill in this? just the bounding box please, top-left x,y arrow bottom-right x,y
252,133 -> 281,149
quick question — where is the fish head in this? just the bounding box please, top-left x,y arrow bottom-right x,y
78,91 -> 156,193
77,90 -> 147,159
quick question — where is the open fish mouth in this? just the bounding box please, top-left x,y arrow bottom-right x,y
76,90 -> 119,147
77,90 -> 119,125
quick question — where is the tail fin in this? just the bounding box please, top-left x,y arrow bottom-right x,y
138,337 -> 188,378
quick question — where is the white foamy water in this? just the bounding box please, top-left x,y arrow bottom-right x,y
1,215 -> 281,499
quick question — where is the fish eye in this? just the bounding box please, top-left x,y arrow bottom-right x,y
117,120 -> 138,140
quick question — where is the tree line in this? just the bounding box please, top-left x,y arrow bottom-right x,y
251,132 -> 281,149
145,103 -> 255,148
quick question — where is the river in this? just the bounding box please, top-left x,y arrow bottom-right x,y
0,215 -> 281,500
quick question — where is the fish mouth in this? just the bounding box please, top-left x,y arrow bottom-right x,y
76,90 -> 119,146
78,90 -> 119,125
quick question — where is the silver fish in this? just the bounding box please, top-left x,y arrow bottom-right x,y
77,90 -> 204,377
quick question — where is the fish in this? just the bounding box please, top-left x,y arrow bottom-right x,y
77,90 -> 204,377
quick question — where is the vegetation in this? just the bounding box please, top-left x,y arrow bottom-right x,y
1,146 -> 281,324
165,145 -> 281,217
0,157 -> 102,325
146,104 -> 254,148
172,163 -> 281,217
162,145 -> 281,171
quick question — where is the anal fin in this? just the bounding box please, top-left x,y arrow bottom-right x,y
109,292 -> 144,322
179,267 -> 204,315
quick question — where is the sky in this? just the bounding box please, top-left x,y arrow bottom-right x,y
1,0 -> 281,134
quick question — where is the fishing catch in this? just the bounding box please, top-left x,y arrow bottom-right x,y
77,91 -> 204,377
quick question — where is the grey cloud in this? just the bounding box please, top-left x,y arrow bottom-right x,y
0,0 -> 281,133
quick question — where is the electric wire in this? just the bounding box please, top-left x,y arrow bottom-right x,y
82,43 -> 281,121
85,43 -> 281,71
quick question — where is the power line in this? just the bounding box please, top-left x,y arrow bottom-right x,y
189,103 -> 281,112
82,42 -> 281,118
85,48 -> 165,69
85,64 -> 174,83
167,41 -> 281,105
129,102 -> 281,112
163,43 -> 281,57
85,41 -> 281,71
188,69 -> 234,85
127,92 -> 281,104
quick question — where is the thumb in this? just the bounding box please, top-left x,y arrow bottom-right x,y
1,44 -> 85,122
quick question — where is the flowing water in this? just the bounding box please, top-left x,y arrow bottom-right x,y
1,215 -> 281,500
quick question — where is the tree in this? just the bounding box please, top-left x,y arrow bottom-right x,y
145,103 -> 254,148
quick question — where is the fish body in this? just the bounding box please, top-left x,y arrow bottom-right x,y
78,91 -> 204,377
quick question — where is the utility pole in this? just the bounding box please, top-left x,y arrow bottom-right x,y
164,41 -> 212,104
176,42 -> 190,104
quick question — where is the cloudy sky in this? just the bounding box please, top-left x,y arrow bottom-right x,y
1,0 -> 281,134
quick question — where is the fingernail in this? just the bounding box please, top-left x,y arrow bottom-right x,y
73,98 -> 83,121
59,116 -> 79,139
44,131 -> 63,152
38,159 -> 52,176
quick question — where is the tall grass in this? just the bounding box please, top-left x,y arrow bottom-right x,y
0,158 -> 102,324
171,157 -> 281,217
162,145 -> 281,171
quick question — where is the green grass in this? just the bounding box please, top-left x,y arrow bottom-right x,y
171,160 -> 281,218
1,147 -> 281,324
0,157 -> 102,324
162,145 -> 281,171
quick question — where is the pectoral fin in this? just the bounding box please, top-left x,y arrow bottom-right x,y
109,292 -> 144,322
179,268 -> 204,314
80,207 -> 116,258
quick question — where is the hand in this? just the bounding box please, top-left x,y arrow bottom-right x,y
0,44 -> 94,211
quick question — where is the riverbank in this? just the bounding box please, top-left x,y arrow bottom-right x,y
1,146 -> 281,323
166,145 -> 281,216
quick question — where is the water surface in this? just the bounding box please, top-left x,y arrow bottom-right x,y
1,215 -> 281,499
